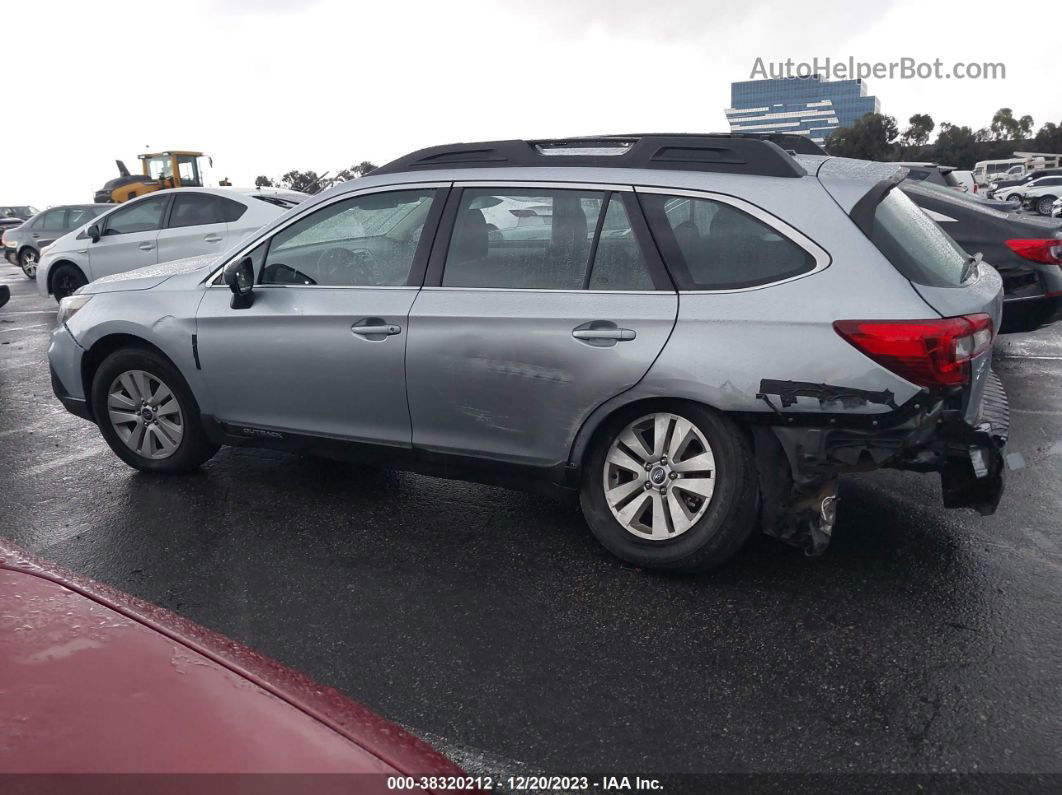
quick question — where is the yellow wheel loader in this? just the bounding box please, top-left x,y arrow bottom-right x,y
94,151 -> 229,203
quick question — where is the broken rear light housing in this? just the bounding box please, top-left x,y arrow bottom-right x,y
1005,238 -> 1062,264
833,314 -> 994,388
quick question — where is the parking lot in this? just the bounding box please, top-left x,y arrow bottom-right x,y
1,268 -> 1060,777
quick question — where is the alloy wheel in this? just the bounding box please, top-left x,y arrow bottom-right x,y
20,250 -> 37,279
602,412 -> 716,541
106,370 -> 184,460
1038,197 -> 1055,215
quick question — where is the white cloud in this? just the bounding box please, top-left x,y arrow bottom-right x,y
3,0 -> 1059,209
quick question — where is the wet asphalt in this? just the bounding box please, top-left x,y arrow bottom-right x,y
1,268 -> 1060,778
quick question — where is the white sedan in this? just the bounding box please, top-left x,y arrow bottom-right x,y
37,187 -> 308,301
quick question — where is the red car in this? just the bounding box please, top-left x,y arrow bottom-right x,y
0,539 -> 470,792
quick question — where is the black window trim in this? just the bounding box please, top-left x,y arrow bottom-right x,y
634,186 -> 831,293
422,181 -> 674,292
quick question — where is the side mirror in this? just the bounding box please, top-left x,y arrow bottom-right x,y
224,256 -> 255,309
87,224 -> 101,243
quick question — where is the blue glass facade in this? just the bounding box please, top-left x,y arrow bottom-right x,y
725,76 -> 880,145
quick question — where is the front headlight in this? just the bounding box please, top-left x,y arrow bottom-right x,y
57,294 -> 92,325
39,244 -> 52,257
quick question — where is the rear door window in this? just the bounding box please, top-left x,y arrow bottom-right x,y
441,188 -> 604,289
871,189 -> 968,287
639,193 -> 815,290
38,209 -> 67,232
168,193 -> 230,228
588,194 -> 654,291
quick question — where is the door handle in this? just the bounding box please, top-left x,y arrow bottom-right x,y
572,328 -> 636,341
138,243 -> 155,251
31,233 -> 39,239
204,235 -> 223,243
351,321 -> 401,339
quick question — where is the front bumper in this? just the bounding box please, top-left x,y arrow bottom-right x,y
47,325 -> 92,423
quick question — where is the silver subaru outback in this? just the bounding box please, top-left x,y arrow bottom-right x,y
48,135 -> 1009,571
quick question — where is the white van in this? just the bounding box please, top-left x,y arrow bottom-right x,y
972,158 -> 1028,186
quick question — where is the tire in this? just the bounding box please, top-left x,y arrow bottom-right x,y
90,347 -> 219,474
579,401 -> 760,572
1005,194 -> 1020,203
50,263 -> 88,301
1036,196 -> 1056,216
18,248 -> 38,280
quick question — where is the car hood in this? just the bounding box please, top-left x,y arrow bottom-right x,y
82,253 -> 222,294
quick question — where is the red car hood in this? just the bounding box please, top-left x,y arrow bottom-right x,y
0,539 -> 464,781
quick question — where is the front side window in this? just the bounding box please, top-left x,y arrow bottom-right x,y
640,194 -> 815,290
442,188 -> 604,289
260,189 -> 436,287
103,196 -> 167,236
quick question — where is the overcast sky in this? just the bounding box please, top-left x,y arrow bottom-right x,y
5,0 -> 1060,208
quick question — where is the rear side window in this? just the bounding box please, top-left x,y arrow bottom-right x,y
871,189 -> 968,287
640,194 -> 815,290
169,194 -> 247,228
442,188 -> 604,289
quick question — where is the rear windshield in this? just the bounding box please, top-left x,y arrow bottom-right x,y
871,189 -> 969,287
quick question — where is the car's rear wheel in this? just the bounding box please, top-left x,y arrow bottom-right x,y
51,264 -> 87,301
18,248 -> 38,279
91,347 -> 219,473
1036,196 -> 1056,216
580,402 -> 759,572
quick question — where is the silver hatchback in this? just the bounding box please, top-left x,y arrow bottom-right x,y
48,135 -> 1009,571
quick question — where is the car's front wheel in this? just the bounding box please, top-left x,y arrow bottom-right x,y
50,264 -> 88,301
580,403 -> 760,572
1036,196 -> 1057,216
18,248 -> 38,279
91,347 -> 219,473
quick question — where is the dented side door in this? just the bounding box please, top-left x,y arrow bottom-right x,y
405,183 -> 678,468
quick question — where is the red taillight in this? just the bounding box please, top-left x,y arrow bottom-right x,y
833,314 -> 994,388
1006,238 -> 1062,264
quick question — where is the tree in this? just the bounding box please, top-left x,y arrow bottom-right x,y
254,175 -> 275,188
1032,121 -> 1062,153
989,108 -> 1034,141
333,161 -> 378,183
931,122 -> 980,168
901,113 -> 935,147
280,169 -> 328,194
825,113 -> 899,160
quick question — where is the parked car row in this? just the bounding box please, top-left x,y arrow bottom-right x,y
1,187 -> 309,298
988,170 -> 1062,215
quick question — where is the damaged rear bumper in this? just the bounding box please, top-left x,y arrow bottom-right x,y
750,371 -> 1009,554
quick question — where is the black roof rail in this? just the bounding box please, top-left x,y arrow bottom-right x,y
372,134 -> 807,178
742,132 -> 828,156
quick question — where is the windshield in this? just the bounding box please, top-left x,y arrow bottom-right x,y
871,189 -> 970,287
